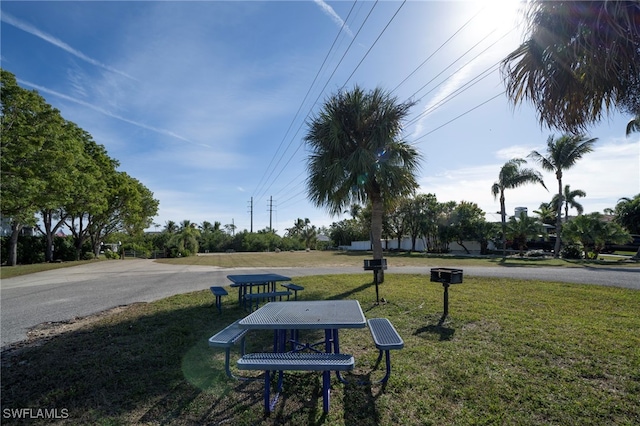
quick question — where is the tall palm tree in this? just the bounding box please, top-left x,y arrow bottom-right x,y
551,184 -> 586,222
528,134 -> 597,257
491,158 -> 546,256
501,1 -> 640,133
305,85 -> 420,268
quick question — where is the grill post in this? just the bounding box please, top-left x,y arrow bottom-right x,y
364,259 -> 388,304
430,268 -> 463,325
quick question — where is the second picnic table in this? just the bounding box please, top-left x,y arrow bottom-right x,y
227,273 -> 292,310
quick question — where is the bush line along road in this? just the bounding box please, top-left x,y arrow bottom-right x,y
1,258 -> 638,348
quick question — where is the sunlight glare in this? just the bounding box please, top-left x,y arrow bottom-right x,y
473,0 -> 524,35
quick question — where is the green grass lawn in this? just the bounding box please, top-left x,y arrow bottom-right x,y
1,273 -> 638,425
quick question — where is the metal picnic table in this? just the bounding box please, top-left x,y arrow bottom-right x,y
227,273 -> 292,310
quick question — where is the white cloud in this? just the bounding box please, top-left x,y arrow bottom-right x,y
1,12 -> 135,80
313,0 -> 354,37
18,79 -> 207,147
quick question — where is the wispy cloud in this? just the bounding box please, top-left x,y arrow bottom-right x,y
18,79 -> 209,148
313,0 -> 353,37
1,12 -> 136,81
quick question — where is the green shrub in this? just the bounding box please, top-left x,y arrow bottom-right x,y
104,249 -> 120,260
561,244 -> 583,259
82,252 -> 95,260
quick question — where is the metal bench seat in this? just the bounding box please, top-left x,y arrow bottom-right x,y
208,319 -> 250,380
367,318 -> 404,383
280,283 -> 304,300
237,352 -> 354,371
209,286 -> 228,313
238,352 -> 354,414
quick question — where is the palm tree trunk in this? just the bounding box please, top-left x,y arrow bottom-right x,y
500,192 -> 507,257
554,174 -> 563,258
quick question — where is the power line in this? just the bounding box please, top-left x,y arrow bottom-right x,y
339,0 -> 407,90
390,7 -> 484,95
409,91 -> 506,145
254,3 -> 517,219
252,1 -> 359,202
254,1 -> 380,203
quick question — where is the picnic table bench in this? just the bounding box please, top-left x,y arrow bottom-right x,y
280,283 -> 304,300
237,352 -> 355,413
208,319 -> 250,380
209,286 -> 228,314
367,318 -> 404,383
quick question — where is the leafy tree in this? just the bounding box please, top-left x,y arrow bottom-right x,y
506,212 -> 544,256
305,86 -> 421,280
613,194 -> 640,259
449,201 -> 487,254
385,198 -> 411,251
32,119 -> 88,262
491,158 -> 546,256
551,184 -> 586,223
501,1 -> 640,132
476,221 -> 501,255
528,134 -> 597,257
64,135 -> 115,260
614,194 -> 640,234
328,218 -> 368,247
1,69 -> 61,265
563,212 -> 631,259
89,172 -> 158,256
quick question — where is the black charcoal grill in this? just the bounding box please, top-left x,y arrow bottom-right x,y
364,258 -> 387,304
430,268 -> 463,325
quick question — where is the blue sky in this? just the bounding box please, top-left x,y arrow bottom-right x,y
2,1 -> 638,234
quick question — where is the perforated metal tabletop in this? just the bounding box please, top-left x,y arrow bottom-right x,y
238,300 -> 366,330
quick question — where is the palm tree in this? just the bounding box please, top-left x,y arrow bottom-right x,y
563,212 -> 631,259
506,212 -> 543,256
305,85 -> 420,271
533,202 -> 556,226
164,220 -> 178,234
169,220 -> 200,255
551,184 -> 586,222
501,1 -> 640,133
528,134 -> 597,257
491,158 -> 546,256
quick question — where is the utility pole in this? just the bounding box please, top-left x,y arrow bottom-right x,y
268,196 -> 274,231
248,197 -> 253,233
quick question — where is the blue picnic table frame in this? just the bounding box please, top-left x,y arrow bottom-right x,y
238,300 -> 366,412
227,273 -> 291,310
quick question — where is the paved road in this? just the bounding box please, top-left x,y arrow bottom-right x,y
2,259 -> 638,347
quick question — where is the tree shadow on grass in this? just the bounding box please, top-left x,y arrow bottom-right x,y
0,297 -> 279,425
1,293 -> 384,425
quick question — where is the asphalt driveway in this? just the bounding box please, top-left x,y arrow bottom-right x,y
2,259 -> 638,347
